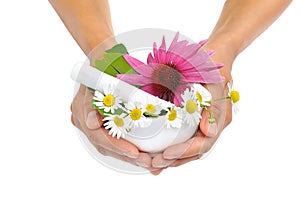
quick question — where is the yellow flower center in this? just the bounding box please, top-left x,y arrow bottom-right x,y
146,104 -> 156,113
196,92 -> 203,103
186,100 -> 197,114
113,116 -> 124,127
130,108 -> 142,121
168,109 -> 177,121
230,90 -> 240,103
103,94 -> 115,107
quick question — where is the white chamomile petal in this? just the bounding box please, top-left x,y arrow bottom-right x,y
93,101 -> 104,107
93,84 -> 122,114
181,88 -> 201,126
102,113 -> 128,139
227,82 -> 240,113
93,90 -> 104,101
166,107 -> 182,129
125,102 -> 150,129
191,83 -> 212,106
144,97 -> 163,115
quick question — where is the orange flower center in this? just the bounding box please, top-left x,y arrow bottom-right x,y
151,64 -> 182,102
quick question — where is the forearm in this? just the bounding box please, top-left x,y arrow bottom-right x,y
206,0 -> 292,71
49,0 -> 114,55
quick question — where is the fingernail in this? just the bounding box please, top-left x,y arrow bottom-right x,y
207,122 -> 218,137
202,116 -> 208,126
123,152 -> 138,159
163,143 -> 191,159
163,152 -> 179,160
136,161 -> 149,168
86,110 -> 100,129
152,162 -> 168,168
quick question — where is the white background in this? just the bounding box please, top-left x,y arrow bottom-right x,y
1,0 -> 300,199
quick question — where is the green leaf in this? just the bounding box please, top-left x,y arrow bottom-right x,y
105,44 -> 128,54
94,44 -> 136,77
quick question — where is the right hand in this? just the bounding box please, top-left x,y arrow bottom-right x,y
71,84 -> 163,175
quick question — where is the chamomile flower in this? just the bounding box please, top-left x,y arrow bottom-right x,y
93,85 -> 122,114
181,88 -> 201,126
191,83 -> 212,107
144,97 -> 163,116
125,102 -> 150,128
165,106 -> 182,129
227,82 -> 240,113
103,113 -> 128,139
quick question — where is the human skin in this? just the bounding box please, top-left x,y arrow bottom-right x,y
49,0 -> 292,174
50,0 -> 164,175
152,0 -> 292,168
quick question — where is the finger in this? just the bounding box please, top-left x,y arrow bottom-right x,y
86,128 -> 140,159
168,154 -> 202,168
135,153 -> 165,175
71,114 -> 84,132
162,131 -> 214,159
71,114 -> 75,126
72,86 -> 140,159
200,82 -> 229,137
73,89 -> 140,159
83,88 -> 103,129
96,147 -> 152,169
134,152 -> 152,168
200,100 -> 232,137
150,168 -> 164,176
153,152 -> 202,168
77,117 -> 155,169
152,153 -> 175,168
95,147 -> 162,175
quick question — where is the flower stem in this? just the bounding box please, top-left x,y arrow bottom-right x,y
205,96 -> 231,103
204,106 -> 216,124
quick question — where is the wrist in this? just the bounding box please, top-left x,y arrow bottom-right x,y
203,35 -> 237,82
87,36 -> 117,65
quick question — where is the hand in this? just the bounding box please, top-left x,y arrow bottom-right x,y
152,43 -> 234,169
71,84 -> 163,175
152,82 -> 232,168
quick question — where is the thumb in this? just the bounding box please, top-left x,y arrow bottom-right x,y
200,82 -> 230,137
83,88 -> 103,130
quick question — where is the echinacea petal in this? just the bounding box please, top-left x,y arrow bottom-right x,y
133,64 -> 155,77
173,85 -> 189,106
117,74 -> 153,86
206,50 -> 215,56
168,32 -> 180,51
182,52 -> 211,67
167,52 -> 185,66
123,54 -> 155,77
169,40 -> 189,55
153,45 -> 167,64
123,54 -> 145,68
185,71 -> 224,83
180,43 -> 202,59
173,94 -> 181,107
141,85 -> 158,97
147,53 -> 156,64
198,39 -> 208,47
159,36 -> 166,51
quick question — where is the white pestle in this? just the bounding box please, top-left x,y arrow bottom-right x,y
70,63 -> 171,107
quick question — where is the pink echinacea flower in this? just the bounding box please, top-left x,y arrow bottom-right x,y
117,33 -> 223,106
